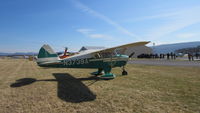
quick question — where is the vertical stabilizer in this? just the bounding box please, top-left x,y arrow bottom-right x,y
37,44 -> 59,65
38,44 -> 58,58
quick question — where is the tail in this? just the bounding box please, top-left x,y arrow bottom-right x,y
37,44 -> 59,65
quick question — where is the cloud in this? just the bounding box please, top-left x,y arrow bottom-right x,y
76,28 -> 93,35
126,12 -> 179,22
77,28 -> 113,40
144,6 -> 200,40
176,33 -> 197,38
89,34 -> 113,39
71,0 -> 140,40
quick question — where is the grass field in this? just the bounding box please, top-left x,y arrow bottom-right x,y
0,59 -> 200,113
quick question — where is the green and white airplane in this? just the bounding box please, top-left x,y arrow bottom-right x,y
37,41 -> 150,79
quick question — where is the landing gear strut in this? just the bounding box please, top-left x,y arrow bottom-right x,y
122,66 -> 128,75
100,67 -> 115,79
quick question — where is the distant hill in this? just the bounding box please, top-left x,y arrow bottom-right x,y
0,52 -> 11,56
0,52 -> 37,56
152,41 -> 200,54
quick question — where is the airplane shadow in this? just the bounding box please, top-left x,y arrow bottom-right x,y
52,73 -> 97,103
9,73 -> 106,103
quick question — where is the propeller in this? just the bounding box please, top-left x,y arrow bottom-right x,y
64,47 -> 68,55
129,52 -> 135,58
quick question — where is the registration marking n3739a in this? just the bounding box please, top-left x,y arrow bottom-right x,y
63,59 -> 89,66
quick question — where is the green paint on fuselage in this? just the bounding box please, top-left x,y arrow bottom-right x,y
38,55 -> 128,69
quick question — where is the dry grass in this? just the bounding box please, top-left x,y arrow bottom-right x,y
0,59 -> 200,113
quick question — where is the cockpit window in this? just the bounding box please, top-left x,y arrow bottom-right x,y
93,51 -> 117,59
100,52 -> 116,58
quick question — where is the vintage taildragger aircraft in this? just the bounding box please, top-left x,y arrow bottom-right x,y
37,41 -> 150,79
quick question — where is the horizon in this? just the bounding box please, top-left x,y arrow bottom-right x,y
1,41 -> 200,53
0,0 -> 200,52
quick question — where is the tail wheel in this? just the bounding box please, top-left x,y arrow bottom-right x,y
122,66 -> 128,75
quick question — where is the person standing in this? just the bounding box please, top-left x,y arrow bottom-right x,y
173,53 -> 176,60
167,53 -> 170,60
170,52 -> 173,59
191,54 -> 194,61
160,54 -> 162,59
188,53 -> 191,61
195,53 -> 199,59
163,54 -> 165,59
198,53 -> 200,59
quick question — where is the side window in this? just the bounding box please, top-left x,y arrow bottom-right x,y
100,52 -> 113,58
93,51 -> 116,59
94,53 -> 101,59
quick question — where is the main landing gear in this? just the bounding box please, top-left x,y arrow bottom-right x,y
92,68 -> 115,79
122,66 -> 128,75
91,68 -> 104,76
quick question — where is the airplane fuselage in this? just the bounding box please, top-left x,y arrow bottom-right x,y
38,54 -> 129,69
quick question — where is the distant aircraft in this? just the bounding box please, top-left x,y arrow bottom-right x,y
37,41 -> 150,79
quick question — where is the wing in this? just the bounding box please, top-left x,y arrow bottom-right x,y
93,41 -> 150,54
61,41 -> 150,60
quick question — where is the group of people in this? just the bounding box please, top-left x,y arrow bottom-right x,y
166,53 -> 176,60
137,52 -> 200,61
137,52 -> 176,60
188,53 -> 200,61
137,53 -> 158,59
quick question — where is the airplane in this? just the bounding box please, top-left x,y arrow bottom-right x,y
36,41 -> 150,79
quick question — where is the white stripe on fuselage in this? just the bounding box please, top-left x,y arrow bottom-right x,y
89,58 -> 128,62
37,57 -> 59,63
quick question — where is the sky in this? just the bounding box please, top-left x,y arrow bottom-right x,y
0,0 -> 200,52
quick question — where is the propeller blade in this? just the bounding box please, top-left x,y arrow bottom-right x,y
129,52 -> 135,58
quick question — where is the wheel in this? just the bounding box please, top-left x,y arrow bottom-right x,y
122,71 -> 128,75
